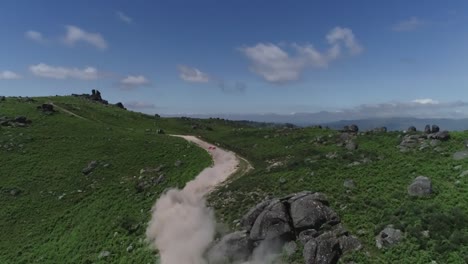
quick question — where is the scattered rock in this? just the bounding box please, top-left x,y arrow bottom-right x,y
345,141 -> 358,151
431,125 -> 440,133
376,226 -> 403,249
459,170 -> 468,178
37,103 -> 56,114
9,188 -> 21,196
126,244 -> 134,252
98,251 -> 111,259
278,177 -> 287,184
408,176 -> 432,197
82,160 -> 98,175
343,179 -> 356,189
453,150 -> 468,160
174,160 -> 183,167
156,129 -> 165,134
453,165 -> 463,171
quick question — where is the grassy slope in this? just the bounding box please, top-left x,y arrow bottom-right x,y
0,96 -> 212,263
2,96 -> 467,263
181,119 -> 468,263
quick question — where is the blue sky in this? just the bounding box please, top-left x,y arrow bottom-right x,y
1,0 -> 468,118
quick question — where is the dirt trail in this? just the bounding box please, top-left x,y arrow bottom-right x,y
146,135 -> 253,264
48,102 -> 88,120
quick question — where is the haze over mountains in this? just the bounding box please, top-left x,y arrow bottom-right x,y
170,113 -> 468,131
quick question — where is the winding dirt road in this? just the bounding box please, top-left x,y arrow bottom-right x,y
146,135 -> 253,264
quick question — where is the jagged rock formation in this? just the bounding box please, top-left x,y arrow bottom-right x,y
208,191 -> 361,264
72,90 -> 126,110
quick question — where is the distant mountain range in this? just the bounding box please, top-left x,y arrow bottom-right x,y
171,113 -> 468,131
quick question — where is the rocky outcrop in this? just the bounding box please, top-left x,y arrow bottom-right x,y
37,103 -> 56,114
115,102 -> 126,110
427,130 -> 450,141
0,116 -> 32,127
343,125 -> 359,133
424,125 -> 431,134
407,126 -> 417,132
208,191 -> 360,264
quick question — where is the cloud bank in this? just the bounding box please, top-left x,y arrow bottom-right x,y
120,75 -> 150,89
392,17 -> 426,32
0,70 -> 22,80
178,65 -> 210,83
63,25 -> 108,50
116,11 -> 132,24
25,30 -> 46,43
29,63 -> 99,80
240,26 -> 363,83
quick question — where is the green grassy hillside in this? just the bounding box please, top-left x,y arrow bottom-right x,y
183,119 -> 468,263
0,96 -> 212,263
1,95 -> 467,263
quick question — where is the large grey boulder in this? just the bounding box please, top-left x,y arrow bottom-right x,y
303,236 -> 341,264
407,176 -> 432,197
249,200 -> 293,241
288,192 -> 339,231
376,226 -> 403,249
240,199 -> 272,230
207,231 -> 253,263
431,125 -> 440,133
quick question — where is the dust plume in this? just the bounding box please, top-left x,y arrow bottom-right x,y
146,136 -> 239,264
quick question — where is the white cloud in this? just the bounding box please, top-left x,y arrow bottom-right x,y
25,30 -> 45,43
412,98 -> 439,105
392,17 -> 426,32
178,65 -> 210,83
0,70 -> 22,80
126,101 -> 156,109
240,27 -> 362,83
120,75 -> 150,89
116,11 -> 132,24
326,27 -> 363,55
63,25 -> 108,50
29,63 -> 99,80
